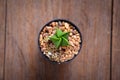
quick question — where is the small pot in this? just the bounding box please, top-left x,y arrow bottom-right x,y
38,19 -> 82,64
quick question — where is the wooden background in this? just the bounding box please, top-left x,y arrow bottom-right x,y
0,0 -> 120,80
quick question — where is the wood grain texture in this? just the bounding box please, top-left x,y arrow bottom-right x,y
5,0 -> 111,80
112,0 -> 120,80
66,0 -> 111,80
0,0 -> 6,80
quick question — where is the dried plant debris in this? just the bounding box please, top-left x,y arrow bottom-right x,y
39,21 -> 81,63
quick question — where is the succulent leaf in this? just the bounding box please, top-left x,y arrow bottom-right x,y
61,37 -> 69,46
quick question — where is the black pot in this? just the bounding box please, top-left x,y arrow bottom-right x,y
38,19 -> 82,64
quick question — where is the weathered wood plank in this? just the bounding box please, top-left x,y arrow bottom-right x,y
0,0 -> 6,80
59,0 -> 111,80
5,0 -> 47,80
5,0 -> 111,80
112,0 -> 120,80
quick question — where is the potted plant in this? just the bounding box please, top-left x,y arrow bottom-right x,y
38,19 -> 82,64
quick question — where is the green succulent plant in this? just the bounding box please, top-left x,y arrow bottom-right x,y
49,28 -> 70,48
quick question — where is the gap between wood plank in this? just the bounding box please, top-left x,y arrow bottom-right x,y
3,0 -> 7,80
110,0 -> 114,80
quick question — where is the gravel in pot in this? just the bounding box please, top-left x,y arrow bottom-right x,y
38,19 -> 82,63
